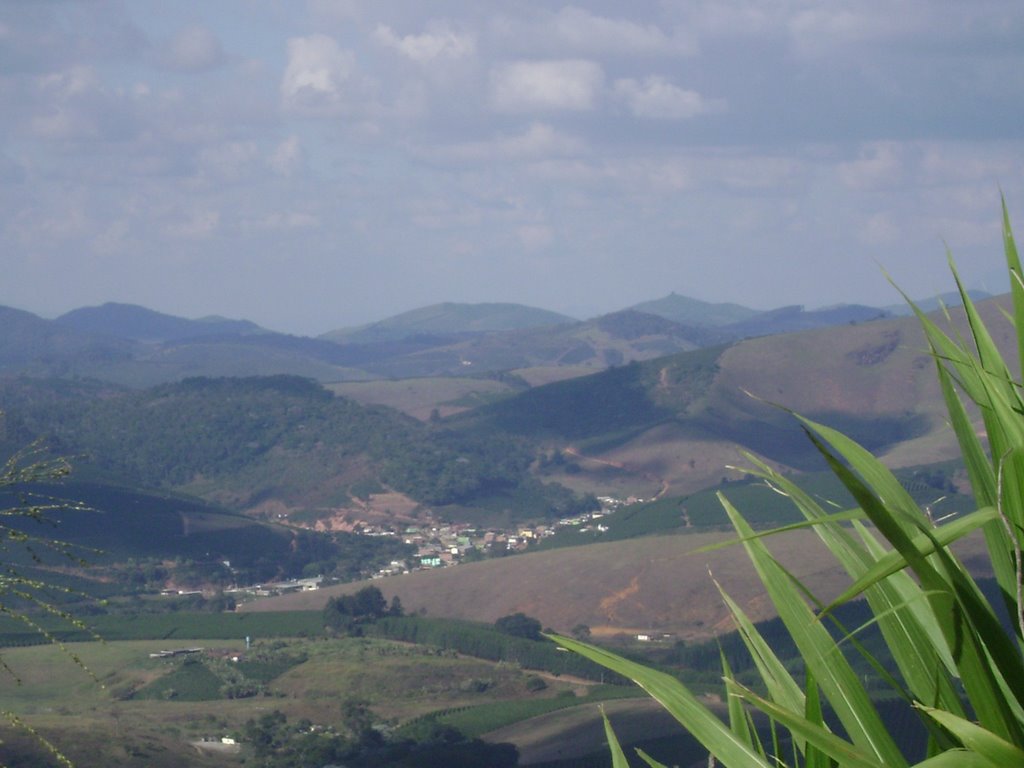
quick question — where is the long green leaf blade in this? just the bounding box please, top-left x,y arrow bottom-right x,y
602,707 -> 631,768
918,706 -> 1024,765
550,634 -> 776,768
718,494 -> 907,766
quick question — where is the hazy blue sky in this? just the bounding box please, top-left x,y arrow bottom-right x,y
2,2 -> 1022,335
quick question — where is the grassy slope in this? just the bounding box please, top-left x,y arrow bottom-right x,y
0,481 -> 294,565
338,311 -> 710,379
0,634 -> 594,767
482,697 -> 691,766
478,298 -> 1015,499
241,530 -> 852,640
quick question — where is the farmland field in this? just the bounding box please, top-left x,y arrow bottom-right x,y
0,631 -> 616,766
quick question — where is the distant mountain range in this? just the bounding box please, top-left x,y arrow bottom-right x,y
57,302 -> 265,342
627,293 -> 761,327
321,302 -> 575,344
0,290 -> 990,386
2,294 -> 1008,527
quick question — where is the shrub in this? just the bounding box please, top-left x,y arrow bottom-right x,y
494,612 -> 543,640
555,201 -> 1024,767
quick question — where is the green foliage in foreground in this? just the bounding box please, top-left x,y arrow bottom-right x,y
556,202 -> 1024,767
539,464 -> 970,551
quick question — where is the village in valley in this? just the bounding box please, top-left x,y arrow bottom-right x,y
219,495 -> 636,601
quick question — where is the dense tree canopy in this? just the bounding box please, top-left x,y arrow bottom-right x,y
494,612 -> 543,641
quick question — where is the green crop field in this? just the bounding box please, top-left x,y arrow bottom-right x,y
0,611 -> 324,648
428,685 -> 643,738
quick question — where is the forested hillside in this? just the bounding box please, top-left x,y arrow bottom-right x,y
0,375 -> 585,520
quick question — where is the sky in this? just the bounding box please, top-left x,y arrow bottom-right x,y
2,1 -> 1023,336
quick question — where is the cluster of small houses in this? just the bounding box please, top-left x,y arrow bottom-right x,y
161,496 -> 644,600
367,495 -> 637,578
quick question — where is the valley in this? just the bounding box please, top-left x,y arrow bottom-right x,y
0,290 -> 1004,766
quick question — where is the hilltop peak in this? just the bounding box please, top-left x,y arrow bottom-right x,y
56,303 -> 264,343
321,301 -> 576,344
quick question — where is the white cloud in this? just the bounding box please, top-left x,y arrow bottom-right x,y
250,211 -> 320,231
861,212 -> 901,245
281,34 -> 357,112
681,2 -> 780,38
548,6 -> 696,56
706,153 -> 805,192
164,209 -> 220,239
37,65 -> 100,96
518,224 -> 553,250
527,156 -> 694,194
374,23 -> 475,62
409,199 -> 481,230
198,141 -> 260,183
9,201 -> 91,245
919,142 -> 1024,184
495,122 -> 584,157
490,60 -> 603,112
613,77 -> 724,119
268,136 -> 304,177
162,25 -> 225,72
785,3 -> 1024,57
430,122 -> 585,162
28,65 -> 135,142
837,142 -> 903,189
93,218 -> 133,254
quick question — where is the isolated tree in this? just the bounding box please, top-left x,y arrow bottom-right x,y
323,585 -> 389,632
388,594 -> 404,617
570,623 -> 592,641
494,612 -> 542,640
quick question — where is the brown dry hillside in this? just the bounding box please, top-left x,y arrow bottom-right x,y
242,528 -> 990,641
244,530 -> 851,640
543,296 -> 1016,498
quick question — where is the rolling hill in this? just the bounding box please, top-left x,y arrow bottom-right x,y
0,305 -> 370,387
0,479 -> 410,591
0,290 -> 973,387
465,295 -> 1014,498
0,305 -> 134,374
240,527 -> 990,641
56,302 -> 264,342
628,293 -> 760,326
0,374 -> 590,525
336,309 -> 720,379
2,296 -> 1010,529
321,301 -> 576,343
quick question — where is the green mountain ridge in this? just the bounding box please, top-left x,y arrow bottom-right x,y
0,374 -> 586,524
56,302 -> 265,342
463,295 -> 1015,499
628,293 -> 761,326
0,289 -> 984,387
321,301 -> 576,343
4,296 -> 1011,531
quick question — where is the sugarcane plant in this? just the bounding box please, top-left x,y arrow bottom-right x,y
552,200 -> 1024,768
